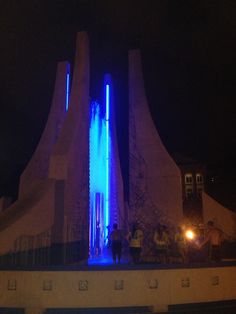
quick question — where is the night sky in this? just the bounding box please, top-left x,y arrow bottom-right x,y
0,0 -> 236,207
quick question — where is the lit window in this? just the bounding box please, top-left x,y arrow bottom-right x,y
196,173 -> 203,183
185,173 -> 193,184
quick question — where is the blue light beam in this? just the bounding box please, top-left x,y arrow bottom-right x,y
105,84 -> 110,242
65,64 -> 70,111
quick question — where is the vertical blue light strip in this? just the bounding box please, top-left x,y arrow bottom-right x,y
105,84 -> 110,242
65,64 -> 70,111
106,84 -> 110,120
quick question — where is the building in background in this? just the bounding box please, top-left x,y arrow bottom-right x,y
172,153 -> 206,224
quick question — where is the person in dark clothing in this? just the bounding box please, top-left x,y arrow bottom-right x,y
110,223 -> 122,264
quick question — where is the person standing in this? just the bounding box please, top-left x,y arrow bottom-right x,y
127,223 -> 144,264
153,224 -> 170,263
199,221 -> 223,262
110,223 -> 122,264
174,226 -> 188,263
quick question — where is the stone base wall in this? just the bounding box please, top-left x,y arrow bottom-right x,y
0,265 -> 235,313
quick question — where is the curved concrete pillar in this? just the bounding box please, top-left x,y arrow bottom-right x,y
49,31 -> 89,177
0,32 -> 90,263
19,61 -> 70,198
129,49 -> 183,228
49,32 -> 90,249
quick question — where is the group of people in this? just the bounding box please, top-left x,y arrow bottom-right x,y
109,220 -> 223,264
109,223 -> 143,264
174,221 -> 223,263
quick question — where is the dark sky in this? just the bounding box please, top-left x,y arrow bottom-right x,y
0,0 -> 236,202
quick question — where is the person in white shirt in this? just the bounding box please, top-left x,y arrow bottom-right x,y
127,223 -> 143,264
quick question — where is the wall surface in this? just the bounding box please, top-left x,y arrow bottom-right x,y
0,265 -> 235,313
49,32 -> 90,245
19,62 -> 68,198
0,32 -> 90,263
0,180 -> 56,254
0,196 -> 12,211
202,192 -> 236,239
129,50 -> 183,229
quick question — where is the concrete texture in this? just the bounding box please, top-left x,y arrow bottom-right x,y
0,196 -> 12,211
0,265 -> 235,313
19,62 -> 69,198
49,32 -> 90,247
0,57 -> 68,257
0,32 -> 90,263
202,192 -> 236,239
128,49 -> 183,229
0,179 -> 56,254
107,75 -> 125,228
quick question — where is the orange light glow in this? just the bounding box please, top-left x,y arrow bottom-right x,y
185,229 -> 195,240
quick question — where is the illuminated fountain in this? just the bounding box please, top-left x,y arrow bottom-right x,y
0,31 -> 235,313
89,77 -> 111,259
89,75 -> 125,262
89,101 -> 109,256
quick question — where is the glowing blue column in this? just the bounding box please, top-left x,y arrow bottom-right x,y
65,64 -> 70,111
89,75 -> 112,258
104,83 -> 110,242
89,101 -> 107,255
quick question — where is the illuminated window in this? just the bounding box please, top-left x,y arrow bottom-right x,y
185,173 -> 193,184
196,173 -> 203,184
